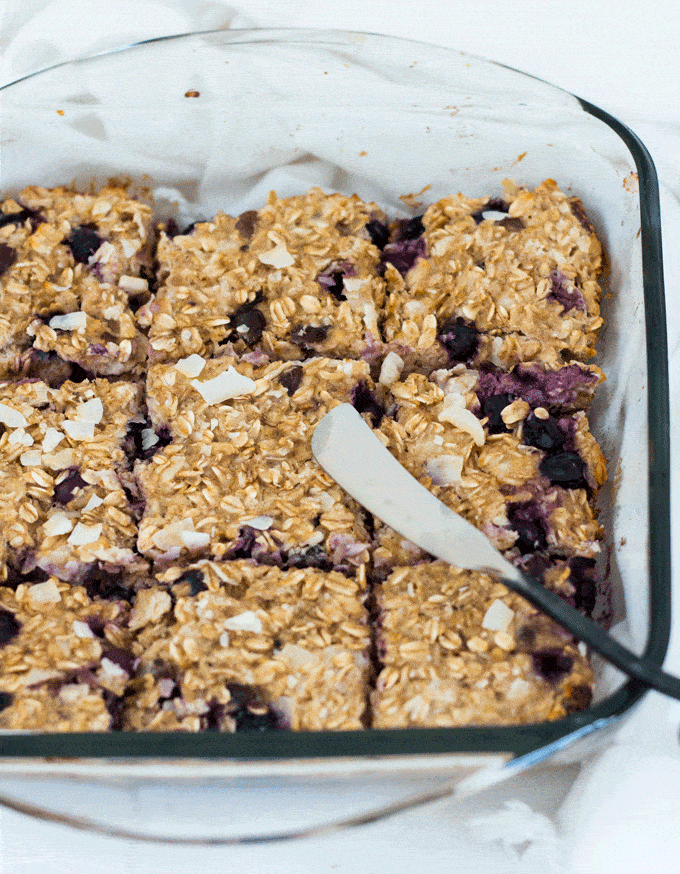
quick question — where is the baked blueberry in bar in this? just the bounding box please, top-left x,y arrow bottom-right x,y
123,561 -> 370,731
0,377 -> 146,582
372,367 -> 606,569
380,179 -> 604,372
0,185 -> 153,380
137,356 -> 378,567
371,561 -> 593,728
0,577 -> 134,731
140,188 -> 387,364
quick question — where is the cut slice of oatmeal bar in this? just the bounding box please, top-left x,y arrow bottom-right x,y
0,577 -> 134,731
140,188 -> 386,364
380,179 -> 603,372
0,185 -> 153,380
123,560 -> 370,731
0,377 -> 145,581
372,561 -> 593,728
137,356 -> 380,567
372,368 -> 606,569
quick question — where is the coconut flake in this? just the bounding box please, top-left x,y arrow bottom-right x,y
219,631 -> 230,647
9,428 -> 33,446
174,354 -> 206,378
48,312 -> 87,331
258,243 -> 294,268
181,530 -> 210,550
0,403 -> 28,428
73,620 -> 95,638
141,428 -> 159,451
242,515 -> 273,531
43,513 -> 74,537
118,275 -> 148,293
74,398 -> 103,423
151,518 -> 196,551
63,419 -> 95,441
223,611 -> 263,634
275,643 -> 319,668
426,454 -> 464,486
28,580 -> 61,604
438,394 -> 485,446
379,351 -> 405,386
20,450 -> 42,466
82,494 -> 103,512
42,448 -> 76,470
190,367 -> 256,404
67,522 -> 102,546
482,599 -> 515,632
42,427 -> 65,453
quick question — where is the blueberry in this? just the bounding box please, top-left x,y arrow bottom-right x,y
278,365 -> 303,396
103,647 -> 136,676
164,218 -> 180,239
226,683 -> 280,732
66,225 -> 103,264
0,609 -> 21,646
203,699 -> 225,730
85,616 -> 106,638
352,381 -> 384,427
82,564 -> 133,602
284,546 -> 333,572
0,207 -> 39,229
5,565 -> 49,590
290,324 -> 328,347
53,468 -> 88,505
233,708 -> 279,732
532,647 -> 574,684
24,350 -> 90,388
394,216 -> 425,242
569,556 -> 597,615
507,502 -> 547,554
498,216 -> 525,232
0,691 -> 12,712
102,689 -> 125,730
539,451 -> 587,489
547,270 -> 586,313
235,210 -> 258,241
480,393 -> 512,434
176,568 -> 207,596
0,243 -> 16,276
522,415 -> 565,452
227,527 -> 259,560
230,307 -> 266,346
380,237 -> 426,276
365,218 -> 389,249
564,683 -> 592,713
437,317 -> 479,363
485,198 -> 509,212
317,262 -> 355,302
123,419 -> 172,464
569,198 -> 596,235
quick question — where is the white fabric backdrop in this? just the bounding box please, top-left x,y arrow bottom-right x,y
1,2 -> 679,872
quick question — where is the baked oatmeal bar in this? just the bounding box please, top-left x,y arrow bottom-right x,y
140,188 -> 386,364
123,560 -> 370,731
372,366 -> 606,569
380,179 -> 603,372
0,377 -> 145,582
372,561 -> 593,728
0,576 -> 134,731
0,185 -> 153,380
137,355 -> 379,567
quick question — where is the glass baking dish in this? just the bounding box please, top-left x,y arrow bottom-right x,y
0,28 -> 669,838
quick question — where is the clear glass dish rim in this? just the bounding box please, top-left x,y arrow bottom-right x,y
0,27 -> 670,762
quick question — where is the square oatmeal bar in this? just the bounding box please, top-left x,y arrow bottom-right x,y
137,355 -> 380,568
0,185 -> 153,380
141,188 -> 387,364
123,560 -> 370,731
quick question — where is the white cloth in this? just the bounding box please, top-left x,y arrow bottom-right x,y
1,2 -> 679,872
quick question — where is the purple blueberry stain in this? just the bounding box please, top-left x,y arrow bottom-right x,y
532,647 -> 574,684
65,224 -> 103,264
569,199 -> 596,235
4,565 -> 49,590
507,502 -> 548,554
381,236 -> 426,276
476,363 -> 598,411
0,609 -> 21,646
394,216 -> 425,242
82,563 -> 133,603
438,317 -> 479,364
568,556 -> 598,615
123,419 -> 172,464
547,270 -> 586,313
226,527 -> 260,561
53,468 -> 88,505
316,261 -> 355,302
102,647 -> 137,677
0,206 -> 43,230
278,365 -> 303,396
0,243 -> 17,276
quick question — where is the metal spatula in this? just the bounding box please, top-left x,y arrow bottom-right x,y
312,404 -> 680,700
